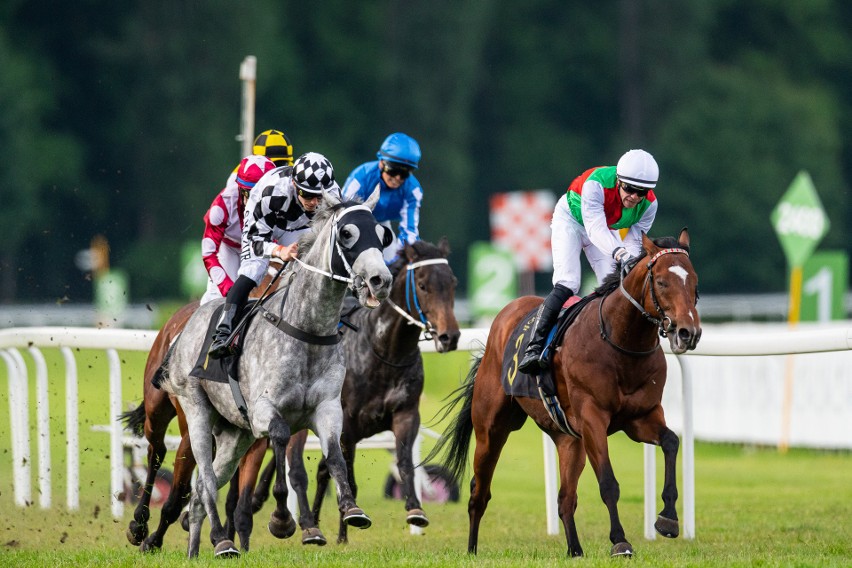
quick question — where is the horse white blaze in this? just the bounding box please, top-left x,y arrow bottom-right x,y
668,265 -> 689,284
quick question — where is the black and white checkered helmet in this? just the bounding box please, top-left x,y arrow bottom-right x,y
292,152 -> 339,195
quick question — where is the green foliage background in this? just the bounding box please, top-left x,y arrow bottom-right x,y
1,1 -> 851,302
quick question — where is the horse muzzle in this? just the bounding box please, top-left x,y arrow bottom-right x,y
668,325 -> 702,354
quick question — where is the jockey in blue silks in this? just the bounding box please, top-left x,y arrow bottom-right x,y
342,133 -> 423,264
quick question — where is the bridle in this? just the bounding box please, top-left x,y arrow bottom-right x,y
385,258 -> 449,341
598,248 -> 690,357
292,204 -> 377,298
260,203 -> 383,346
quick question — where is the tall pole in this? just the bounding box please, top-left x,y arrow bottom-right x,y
239,56 -> 257,158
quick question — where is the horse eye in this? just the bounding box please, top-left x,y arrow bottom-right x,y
418,282 -> 426,291
341,229 -> 352,240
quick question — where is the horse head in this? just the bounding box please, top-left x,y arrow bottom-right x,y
321,187 -> 392,308
398,237 -> 461,352
635,228 -> 702,354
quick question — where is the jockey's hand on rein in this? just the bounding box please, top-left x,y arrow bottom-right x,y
273,243 -> 298,262
612,246 -> 635,278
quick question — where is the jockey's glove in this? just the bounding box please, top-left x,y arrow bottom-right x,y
612,247 -> 634,277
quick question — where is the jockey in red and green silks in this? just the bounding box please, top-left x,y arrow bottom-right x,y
518,149 -> 660,376
558,164 -> 658,292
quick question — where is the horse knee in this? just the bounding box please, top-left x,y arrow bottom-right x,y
660,429 -> 679,454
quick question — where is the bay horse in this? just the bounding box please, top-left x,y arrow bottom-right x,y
430,230 -> 700,558
302,238 -> 461,544
120,264 -> 300,552
159,188 -> 393,558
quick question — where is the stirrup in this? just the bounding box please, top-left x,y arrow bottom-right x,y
208,334 -> 233,359
518,349 -> 546,374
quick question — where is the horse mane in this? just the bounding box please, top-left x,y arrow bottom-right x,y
593,235 -> 689,295
388,240 -> 446,278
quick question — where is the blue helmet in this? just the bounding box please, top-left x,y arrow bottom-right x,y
376,133 -> 421,169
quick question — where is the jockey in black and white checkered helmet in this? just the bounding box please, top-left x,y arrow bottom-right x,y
292,152 -> 340,199
207,152 -> 341,359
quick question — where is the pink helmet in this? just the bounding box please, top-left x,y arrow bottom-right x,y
236,155 -> 277,190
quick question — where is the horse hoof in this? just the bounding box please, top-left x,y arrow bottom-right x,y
268,512 -> 297,539
343,507 -> 372,529
610,542 -> 633,557
126,524 -> 146,546
179,511 -> 189,532
214,539 -> 240,558
406,508 -> 430,527
655,515 -> 680,538
138,539 -> 161,554
301,527 -> 327,546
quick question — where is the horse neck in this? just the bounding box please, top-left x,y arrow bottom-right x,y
280,233 -> 347,335
369,266 -> 423,356
601,271 -> 660,350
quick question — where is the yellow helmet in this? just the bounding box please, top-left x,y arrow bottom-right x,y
253,129 -> 294,166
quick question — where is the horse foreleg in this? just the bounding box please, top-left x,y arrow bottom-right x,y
656,428 -> 680,538
267,415 -> 297,540
623,409 -> 680,539
580,414 -> 631,557
554,434 -> 586,557
392,410 -> 429,527
286,430 -> 326,545
334,436 -> 359,544
313,402 -> 371,534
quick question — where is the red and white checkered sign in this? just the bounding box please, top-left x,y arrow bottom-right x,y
490,190 -> 556,272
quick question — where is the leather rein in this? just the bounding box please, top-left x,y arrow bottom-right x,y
598,248 -> 689,357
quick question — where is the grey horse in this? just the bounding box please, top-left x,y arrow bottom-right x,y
159,187 -> 392,558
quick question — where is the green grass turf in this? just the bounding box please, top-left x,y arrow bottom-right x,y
1,348 -> 850,566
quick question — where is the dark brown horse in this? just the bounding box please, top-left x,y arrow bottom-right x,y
291,239 -> 461,544
120,267 -> 298,552
430,230 -> 700,558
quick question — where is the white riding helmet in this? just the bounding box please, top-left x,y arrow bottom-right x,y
616,149 -> 659,189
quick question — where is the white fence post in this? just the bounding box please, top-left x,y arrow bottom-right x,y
61,347 -> 80,510
29,347 -> 52,509
108,349 -> 124,519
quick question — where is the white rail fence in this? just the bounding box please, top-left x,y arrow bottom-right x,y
2,324 -> 851,540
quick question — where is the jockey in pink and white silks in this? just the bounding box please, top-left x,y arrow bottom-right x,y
201,155 -> 277,305
208,152 -> 342,359
342,133 -> 422,264
200,129 -> 295,305
518,149 -> 660,375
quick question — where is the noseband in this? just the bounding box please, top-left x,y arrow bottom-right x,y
599,248 -> 690,356
386,258 -> 449,341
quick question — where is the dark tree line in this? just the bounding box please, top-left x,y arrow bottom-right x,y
1,0 -> 850,303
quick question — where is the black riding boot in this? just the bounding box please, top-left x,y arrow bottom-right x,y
518,284 -> 573,375
208,275 -> 256,359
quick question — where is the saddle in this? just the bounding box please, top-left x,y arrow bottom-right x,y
499,293 -> 599,437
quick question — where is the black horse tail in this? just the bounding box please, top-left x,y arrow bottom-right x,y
118,402 -> 146,437
424,353 -> 482,485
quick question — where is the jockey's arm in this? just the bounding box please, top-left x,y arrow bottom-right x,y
580,181 -> 623,256
201,202 -> 235,296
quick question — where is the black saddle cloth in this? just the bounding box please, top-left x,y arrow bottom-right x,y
499,293 -> 599,398
189,300 -> 259,384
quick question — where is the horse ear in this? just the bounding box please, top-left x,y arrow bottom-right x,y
438,236 -> 451,257
404,243 -> 417,262
323,187 -> 341,207
678,227 -> 690,249
641,232 -> 656,255
363,184 -> 381,210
